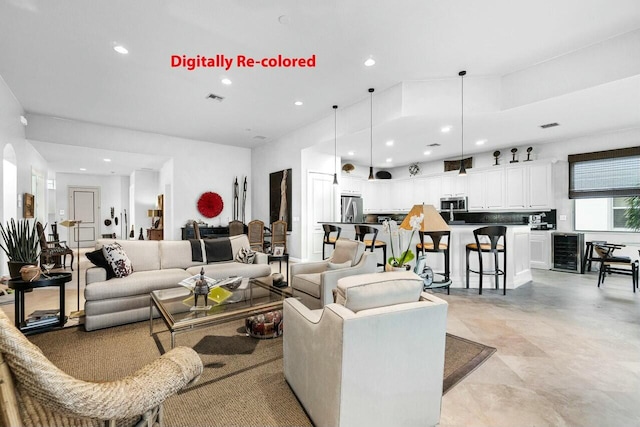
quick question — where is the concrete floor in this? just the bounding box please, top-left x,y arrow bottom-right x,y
2,253 -> 639,426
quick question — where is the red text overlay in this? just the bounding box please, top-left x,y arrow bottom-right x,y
171,54 -> 316,71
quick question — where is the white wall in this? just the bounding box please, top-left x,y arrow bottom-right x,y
26,114 -> 252,240
0,75 -> 50,275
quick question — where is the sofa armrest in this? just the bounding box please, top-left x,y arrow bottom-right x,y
318,252 -> 378,305
290,260 -> 330,276
86,266 -> 107,285
253,251 -> 269,265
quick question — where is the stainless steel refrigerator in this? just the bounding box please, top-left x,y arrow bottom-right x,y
341,196 -> 363,223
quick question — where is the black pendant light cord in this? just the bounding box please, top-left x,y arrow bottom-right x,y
368,88 -> 375,180
333,105 -> 338,185
460,70 -> 466,161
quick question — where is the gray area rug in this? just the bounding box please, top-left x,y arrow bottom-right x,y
29,320 -> 495,426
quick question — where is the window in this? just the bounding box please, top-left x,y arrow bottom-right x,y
575,197 -> 637,232
568,147 -> 640,199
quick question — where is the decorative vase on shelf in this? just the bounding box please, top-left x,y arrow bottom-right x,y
385,263 -> 411,272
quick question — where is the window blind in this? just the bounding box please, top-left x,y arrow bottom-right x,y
568,147 -> 640,199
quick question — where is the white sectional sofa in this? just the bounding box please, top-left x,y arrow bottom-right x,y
84,235 -> 272,331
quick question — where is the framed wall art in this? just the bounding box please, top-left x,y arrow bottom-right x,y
23,193 -> 34,218
269,169 -> 292,231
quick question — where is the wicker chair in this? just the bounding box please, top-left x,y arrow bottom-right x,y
248,220 -> 266,252
228,220 -> 245,237
36,222 -> 74,270
0,309 -> 203,427
271,220 -> 287,254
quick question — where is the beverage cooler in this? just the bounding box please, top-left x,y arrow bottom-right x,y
551,232 -> 584,273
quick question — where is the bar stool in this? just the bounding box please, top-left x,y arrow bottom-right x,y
416,231 -> 451,294
466,226 -> 507,295
354,225 -> 386,268
322,224 -> 342,259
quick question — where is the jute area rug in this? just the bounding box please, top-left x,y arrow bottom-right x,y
29,320 -> 495,427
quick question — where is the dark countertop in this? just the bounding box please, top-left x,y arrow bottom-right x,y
319,221 -> 538,227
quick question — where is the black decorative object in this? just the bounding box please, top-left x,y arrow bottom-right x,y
493,150 -> 501,166
510,148 -> 519,163
104,219 -> 112,226
110,207 -> 114,219
129,225 -> 134,238
193,267 -> 209,307
408,163 -> 420,176
376,171 -> 392,179
525,146 -> 533,161
138,227 -> 144,240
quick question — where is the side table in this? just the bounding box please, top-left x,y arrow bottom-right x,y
268,254 -> 289,282
8,272 -> 72,335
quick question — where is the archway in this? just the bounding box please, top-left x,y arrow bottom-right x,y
2,144 -> 18,276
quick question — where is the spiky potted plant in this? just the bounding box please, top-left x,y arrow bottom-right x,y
624,196 -> 640,232
0,219 -> 40,278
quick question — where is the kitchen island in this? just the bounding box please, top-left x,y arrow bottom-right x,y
322,222 -> 532,291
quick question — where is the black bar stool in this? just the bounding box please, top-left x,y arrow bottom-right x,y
322,224 -> 342,259
354,225 -> 387,268
466,226 -> 507,295
416,231 -> 451,294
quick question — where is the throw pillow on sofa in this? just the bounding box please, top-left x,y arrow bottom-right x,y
235,247 -> 256,264
102,242 -> 133,278
86,249 -> 116,280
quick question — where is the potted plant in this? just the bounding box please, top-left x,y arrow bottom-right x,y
625,196 -> 640,231
0,219 -> 40,278
382,213 -> 424,271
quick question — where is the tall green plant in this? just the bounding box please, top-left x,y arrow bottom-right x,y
0,219 -> 40,263
625,196 -> 640,231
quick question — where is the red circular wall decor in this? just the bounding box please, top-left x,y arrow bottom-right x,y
197,192 -> 224,218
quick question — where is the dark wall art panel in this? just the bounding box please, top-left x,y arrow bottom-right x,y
269,169 -> 292,231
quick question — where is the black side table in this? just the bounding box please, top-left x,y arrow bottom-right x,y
268,254 -> 289,281
8,272 -> 72,334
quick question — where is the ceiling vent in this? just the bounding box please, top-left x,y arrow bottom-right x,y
253,135 -> 267,140
427,143 -> 441,147
206,93 -> 225,102
540,122 -> 559,129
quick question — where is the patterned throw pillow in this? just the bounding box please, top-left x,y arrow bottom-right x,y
235,247 -> 256,264
102,242 -> 133,278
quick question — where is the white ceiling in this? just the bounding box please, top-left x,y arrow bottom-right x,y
1,0 -> 639,174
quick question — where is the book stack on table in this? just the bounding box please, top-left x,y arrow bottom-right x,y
25,309 -> 60,327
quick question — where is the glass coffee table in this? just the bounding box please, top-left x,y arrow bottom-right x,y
150,277 -> 287,349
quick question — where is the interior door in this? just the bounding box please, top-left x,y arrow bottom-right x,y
307,172 -> 335,261
68,186 -> 100,248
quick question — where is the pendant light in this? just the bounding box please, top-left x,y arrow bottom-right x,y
458,70 -> 467,176
368,88 -> 375,180
332,105 -> 339,185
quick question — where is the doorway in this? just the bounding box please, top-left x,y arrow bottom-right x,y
306,172 -> 336,262
68,186 -> 100,248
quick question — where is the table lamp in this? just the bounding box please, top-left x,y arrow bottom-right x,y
400,204 -> 450,232
60,219 -> 83,318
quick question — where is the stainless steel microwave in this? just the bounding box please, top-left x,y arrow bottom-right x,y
440,196 -> 468,212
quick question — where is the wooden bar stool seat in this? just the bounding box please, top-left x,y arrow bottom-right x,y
354,225 -> 387,268
322,224 -> 342,259
466,226 -> 507,295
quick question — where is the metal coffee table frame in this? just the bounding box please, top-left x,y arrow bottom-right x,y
150,277 -> 287,349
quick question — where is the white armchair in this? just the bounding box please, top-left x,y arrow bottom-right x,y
290,238 -> 377,309
284,271 -> 448,427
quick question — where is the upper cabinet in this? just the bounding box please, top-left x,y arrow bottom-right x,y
467,168 -> 505,210
528,162 -> 553,209
340,175 -> 363,195
441,173 -> 467,197
506,161 -> 553,210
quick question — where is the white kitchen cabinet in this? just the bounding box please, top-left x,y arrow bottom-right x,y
426,176 -> 442,207
506,161 -> 553,210
441,173 -> 467,198
505,166 -> 527,208
412,177 -> 427,205
530,230 -> 551,269
340,175 -> 363,196
528,162 -> 553,209
365,180 -> 391,212
466,168 -> 505,211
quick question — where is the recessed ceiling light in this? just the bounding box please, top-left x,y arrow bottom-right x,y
79,168 -> 86,171
441,126 -> 452,133
476,139 -> 487,145
103,158 -> 111,162
294,101 -> 303,106
364,57 -> 376,67
113,45 -> 128,55
385,140 -> 394,146
386,158 -> 392,163
347,151 -> 355,156
423,151 -> 432,155
221,78 -> 232,85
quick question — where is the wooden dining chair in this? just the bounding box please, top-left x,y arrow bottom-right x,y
271,220 -> 287,254
248,220 -> 266,252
